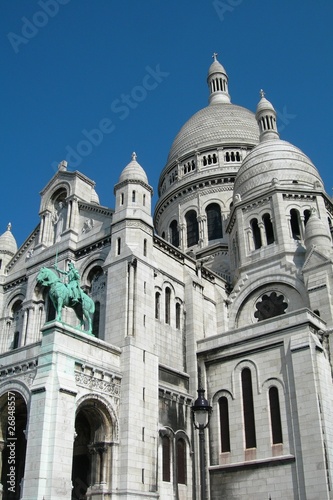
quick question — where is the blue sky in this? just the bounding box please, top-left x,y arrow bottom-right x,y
1,0 -> 333,247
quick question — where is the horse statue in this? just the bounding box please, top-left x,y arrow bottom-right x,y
37,266 -> 95,335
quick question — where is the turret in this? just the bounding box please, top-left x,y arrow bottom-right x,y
0,223 -> 17,274
255,90 -> 279,142
207,53 -> 231,104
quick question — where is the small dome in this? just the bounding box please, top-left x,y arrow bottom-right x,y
0,223 -> 17,256
234,139 -> 323,201
118,152 -> 148,184
207,57 -> 228,78
256,91 -> 276,114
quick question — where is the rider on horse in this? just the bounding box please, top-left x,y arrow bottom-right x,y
54,261 -> 84,305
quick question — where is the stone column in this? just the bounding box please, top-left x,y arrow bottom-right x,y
179,223 -> 186,252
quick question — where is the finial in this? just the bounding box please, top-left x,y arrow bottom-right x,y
7,222 -> 12,232
212,52 -> 218,62
58,160 -> 68,171
132,152 -> 137,161
260,89 -> 265,98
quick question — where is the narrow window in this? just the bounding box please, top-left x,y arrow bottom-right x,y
185,210 -> 199,247
92,301 -> 100,338
13,331 -> 20,349
120,192 -> 124,205
263,213 -> 275,245
269,387 -> 283,444
290,209 -> 301,240
250,218 -> 262,249
143,194 -> 146,206
219,397 -> 231,452
0,259 -> 2,269
162,436 -> 171,482
176,303 -> 181,329
176,438 -> 186,484
242,368 -> 256,449
170,220 -> 179,247
165,287 -> 171,324
304,209 -> 311,226
132,190 -> 136,202
155,292 -> 160,320
207,203 -> 223,240
117,237 -> 121,255
143,239 -> 147,256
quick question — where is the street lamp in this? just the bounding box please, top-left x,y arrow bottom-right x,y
192,387 -> 212,500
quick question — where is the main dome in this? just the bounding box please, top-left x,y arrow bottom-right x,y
167,103 -> 259,164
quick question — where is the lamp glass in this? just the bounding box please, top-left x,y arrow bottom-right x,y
194,408 -> 209,427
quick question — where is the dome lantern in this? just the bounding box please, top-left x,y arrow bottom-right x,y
207,53 -> 231,104
255,90 -> 279,142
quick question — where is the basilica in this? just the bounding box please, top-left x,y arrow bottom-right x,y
1,55 -> 333,500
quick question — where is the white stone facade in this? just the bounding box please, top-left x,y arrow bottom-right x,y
0,56 -> 333,499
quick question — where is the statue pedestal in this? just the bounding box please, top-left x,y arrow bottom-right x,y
21,322 -> 78,500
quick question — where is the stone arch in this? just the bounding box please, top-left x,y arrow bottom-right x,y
232,359 -> 260,397
229,277 -> 308,329
41,182 -> 71,213
72,394 -> 118,499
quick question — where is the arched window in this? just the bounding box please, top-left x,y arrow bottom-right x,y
219,397 -> 231,452
250,218 -> 262,249
143,239 -> 147,257
207,203 -> 223,241
269,387 -> 283,444
132,190 -> 136,203
170,220 -> 179,247
10,299 -> 24,349
176,438 -> 186,484
262,213 -> 275,245
162,436 -> 171,482
241,368 -> 256,449
165,288 -> 171,324
155,292 -> 160,320
290,209 -> 301,240
175,303 -> 181,329
185,210 -> 199,247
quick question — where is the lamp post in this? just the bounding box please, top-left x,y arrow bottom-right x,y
192,387 -> 212,500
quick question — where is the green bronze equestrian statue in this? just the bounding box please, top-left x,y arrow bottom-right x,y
37,262 -> 95,335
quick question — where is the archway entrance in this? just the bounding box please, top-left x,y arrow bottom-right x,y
0,391 -> 28,499
71,401 -> 114,499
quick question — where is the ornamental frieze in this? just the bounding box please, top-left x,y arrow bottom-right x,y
75,364 -> 121,399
